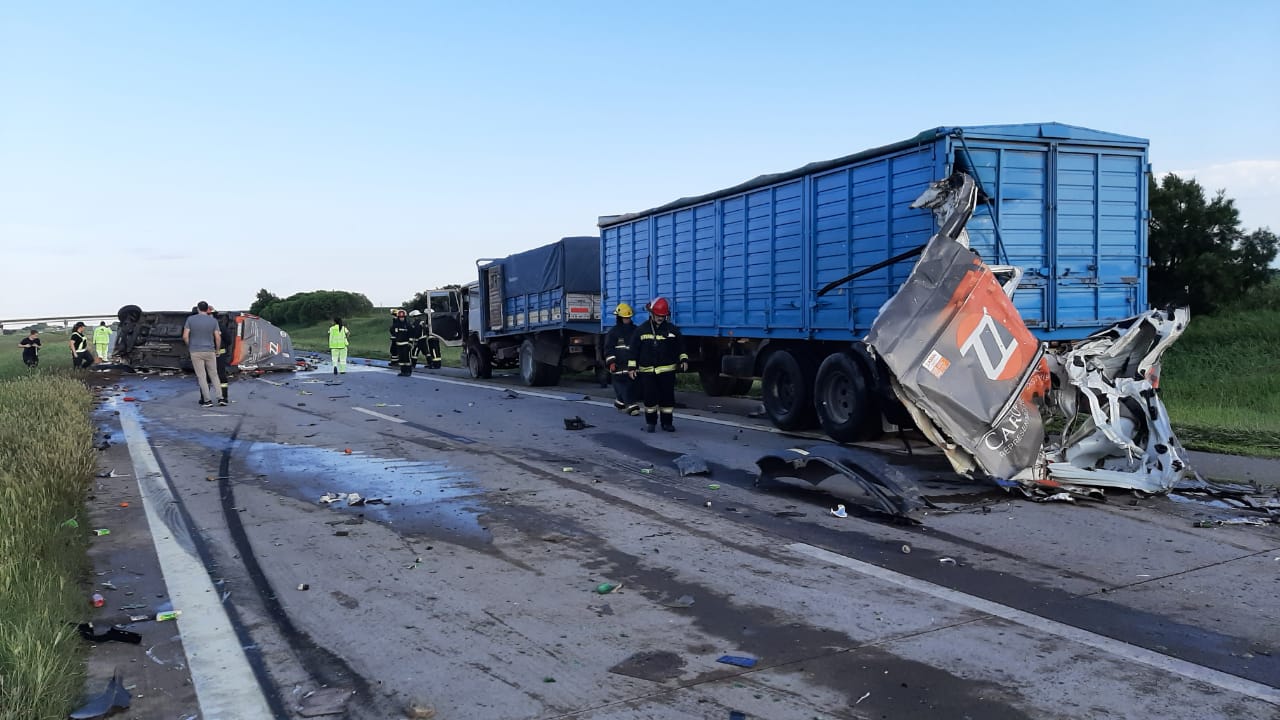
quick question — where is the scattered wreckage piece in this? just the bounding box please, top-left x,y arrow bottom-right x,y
864,172 -> 1198,496
673,454 -> 711,476
69,672 -> 131,719
755,445 -> 924,520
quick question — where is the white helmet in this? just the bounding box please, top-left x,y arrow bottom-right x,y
408,309 -> 422,317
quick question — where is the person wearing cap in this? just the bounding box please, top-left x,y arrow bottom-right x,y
328,317 -> 350,375
93,321 -> 112,362
19,330 -> 41,368
604,302 -> 639,415
389,309 -> 413,376
628,297 -> 688,432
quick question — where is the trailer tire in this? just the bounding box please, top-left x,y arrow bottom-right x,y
519,338 -> 560,386
761,350 -> 817,430
117,305 -> 143,324
814,351 -> 880,442
466,346 -> 492,379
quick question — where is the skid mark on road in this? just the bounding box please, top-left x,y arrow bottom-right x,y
117,405 -> 275,720
790,542 -> 1280,706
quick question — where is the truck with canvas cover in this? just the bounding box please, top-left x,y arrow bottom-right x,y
597,122 -> 1151,440
427,236 -> 603,386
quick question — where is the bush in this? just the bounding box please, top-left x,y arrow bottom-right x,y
257,291 -> 374,326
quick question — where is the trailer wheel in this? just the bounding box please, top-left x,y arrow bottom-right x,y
519,338 -> 560,386
761,350 -> 817,430
814,351 -> 880,442
466,346 -> 492,379
117,305 -> 142,324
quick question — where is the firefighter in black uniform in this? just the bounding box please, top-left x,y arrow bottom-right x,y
390,309 -> 413,376
69,322 -> 94,369
628,297 -> 687,432
604,302 -> 639,415
209,306 -> 234,406
407,310 -> 425,372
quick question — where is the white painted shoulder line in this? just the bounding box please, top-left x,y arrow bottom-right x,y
352,406 -> 407,423
788,542 -> 1280,706
118,405 -> 274,720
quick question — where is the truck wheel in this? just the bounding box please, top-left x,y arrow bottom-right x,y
467,346 -> 492,379
761,350 -> 817,430
814,351 -> 881,442
117,305 -> 142,324
519,338 -> 560,386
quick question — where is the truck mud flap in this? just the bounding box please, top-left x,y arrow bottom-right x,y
755,445 -> 924,520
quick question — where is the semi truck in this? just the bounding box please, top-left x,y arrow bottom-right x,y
597,122 -> 1150,440
426,236 -> 604,386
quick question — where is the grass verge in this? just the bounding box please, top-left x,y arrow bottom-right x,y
1161,307 -> 1280,457
0,342 -> 96,719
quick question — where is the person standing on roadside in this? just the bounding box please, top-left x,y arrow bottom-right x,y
629,297 -> 688,432
604,302 -> 640,415
182,301 -> 222,407
69,322 -> 94,369
19,330 -> 41,368
208,305 -> 235,406
329,317 -> 350,375
93,321 -> 112,362
389,309 -> 413,376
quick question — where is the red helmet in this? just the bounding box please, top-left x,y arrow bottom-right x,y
649,297 -> 670,317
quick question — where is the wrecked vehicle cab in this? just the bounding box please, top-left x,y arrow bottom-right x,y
862,173 -> 1195,496
112,305 -> 295,373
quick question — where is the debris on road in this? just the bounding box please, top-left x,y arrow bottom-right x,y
89,593 -> 105,608
662,594 -> 696,609
563,416 -> 592,430
406,702 -> 437,719
95,469 -> 129,479
901,544 -> 911,554
92,528 -> 110,536
69,672 -> 131,720
856,691 -> 871,705
755,445 -> 924,519
830,504 -> 848,518
716,654 -> 758,668
297,687 -> 354,717
319,493 -> 341,504
77,623 -> 142,645
595,582 -> 621,594
674,454 -> 711,476
155,610 -> 181,622
939,557 -> 957,566
298,583 -> 310,591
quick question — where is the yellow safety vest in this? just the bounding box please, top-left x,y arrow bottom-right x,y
94,326 -> 111,343
328,325 -> 349,349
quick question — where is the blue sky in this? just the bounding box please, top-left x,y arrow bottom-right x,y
2,1 -> 1277,319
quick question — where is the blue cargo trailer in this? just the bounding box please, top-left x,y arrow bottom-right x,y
428,236 -> 604,386
598,122 -> 1150,437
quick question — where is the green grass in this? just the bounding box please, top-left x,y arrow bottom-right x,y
1161,307 -> 1280,457
283,310 -> 462,366
0,340 -> 95,719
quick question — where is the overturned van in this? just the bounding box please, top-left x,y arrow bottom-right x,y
112,304 -> 295,372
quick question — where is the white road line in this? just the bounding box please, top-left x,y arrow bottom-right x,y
255,377 -> 286,387
352,406 -> 408,423
117,405 -> 275,720
788,542 -> 1280,706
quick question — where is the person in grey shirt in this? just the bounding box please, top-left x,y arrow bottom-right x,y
183,301 -> 223,407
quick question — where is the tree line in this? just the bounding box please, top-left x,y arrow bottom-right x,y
249,289 -> 373,326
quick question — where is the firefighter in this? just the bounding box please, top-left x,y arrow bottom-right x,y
628,297 -> 687,432
93,321 -> 111,362
604,302 -> 639,415
408,310 -> 425,371
209,306 -> 234,406
389,309 -> 413,376
69,322 -> 94,369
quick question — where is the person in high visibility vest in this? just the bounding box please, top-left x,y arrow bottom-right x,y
69,322 -> 94,369
628,297 -> 688,432
329,317 -> 350,375
93,321 -> 112,362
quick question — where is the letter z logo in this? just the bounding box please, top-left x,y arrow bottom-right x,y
959,308 -> 1018,381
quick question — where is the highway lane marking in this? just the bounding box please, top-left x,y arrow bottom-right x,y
789,542 -> 1280,706
352,406 -> 408,423
117,403 -> 275,719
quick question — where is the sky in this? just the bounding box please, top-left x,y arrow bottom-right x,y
2,1 -> 1278,320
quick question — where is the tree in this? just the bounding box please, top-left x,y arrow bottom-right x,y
1149,174 -> 1278,315
249,288 -> 281,316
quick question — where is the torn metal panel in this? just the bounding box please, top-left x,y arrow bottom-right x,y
864,171 -> 1199,496
755,445 -> 924,519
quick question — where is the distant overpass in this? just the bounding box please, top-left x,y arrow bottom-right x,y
0,314 -> 120,331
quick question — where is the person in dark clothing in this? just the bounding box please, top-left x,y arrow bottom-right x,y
604,302 -> 639,415
19,330 -> 41,367
628,297 -> 688,432
209,306 -> 236,406
69,322 -> 94,369
389,309 -> 413,376
408,310 -> 425,372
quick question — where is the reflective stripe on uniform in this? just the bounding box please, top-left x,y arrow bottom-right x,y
639,364 -> 679,374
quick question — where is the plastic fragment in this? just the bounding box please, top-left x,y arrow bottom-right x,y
830,504 -> 848,518
939,557 -> 957,565
92,528 -> 111,536
69,671 -> 131,719
901,544 -> 911,554
155,610 -> 181,622
595,582 -> 621,594
716,654 -> 758,668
